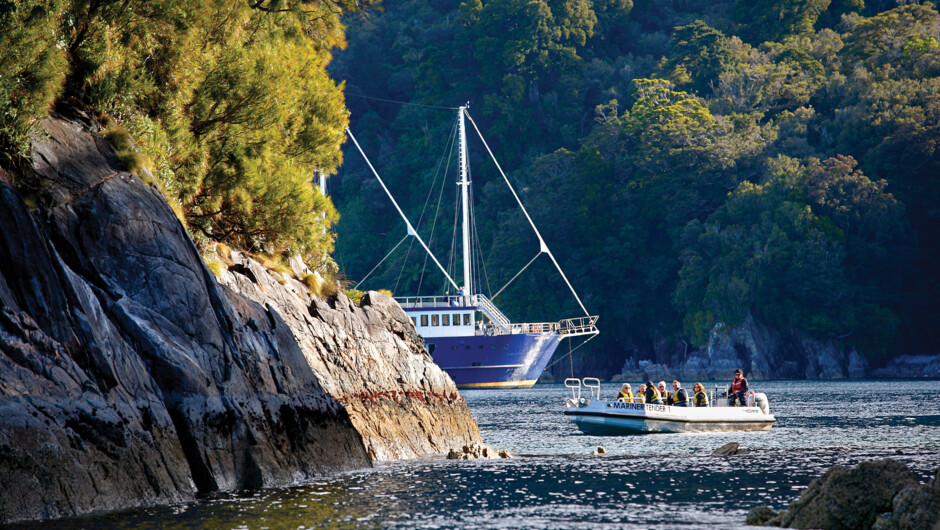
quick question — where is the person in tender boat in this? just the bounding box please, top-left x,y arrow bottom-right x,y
728,368 -> 749,406
617,383 -> 634,402
644,380 -> 663,404
670,380 -> 689,407
658,381 -> 669,404
692,382 -> 709,407
636,383 -> 646,403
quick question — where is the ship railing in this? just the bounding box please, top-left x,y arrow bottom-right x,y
557,315 -> 599,337
395,294 -> 474,308
474,294 -> 511,332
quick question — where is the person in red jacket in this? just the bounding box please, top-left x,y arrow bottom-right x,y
728,368 -> 749,406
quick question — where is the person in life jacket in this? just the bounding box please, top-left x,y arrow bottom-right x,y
671,380 -> 689,407
658,381 -> 669,404
635,383 -> 647,403
728,369 -> 749,406
692,382 -> 709,407
617,383 -> 634,402
644,380 -> 663,404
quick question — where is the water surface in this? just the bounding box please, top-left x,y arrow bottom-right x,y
27,380 -> 940,529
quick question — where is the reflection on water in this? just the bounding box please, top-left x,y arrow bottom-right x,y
19,380 -> 940,529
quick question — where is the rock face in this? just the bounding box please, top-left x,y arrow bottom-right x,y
746,459 -> 940,529
621,313 -> 872,381
0,110 -> 480,523
871,354 -> 940,379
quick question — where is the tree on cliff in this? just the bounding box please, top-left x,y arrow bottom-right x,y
0,0 -> 373,271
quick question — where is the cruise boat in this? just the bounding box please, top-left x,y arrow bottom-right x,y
564,378 -> 775,434
346,106 -> 598,388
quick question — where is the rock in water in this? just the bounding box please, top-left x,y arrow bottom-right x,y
746,506 -> 778,526
0,112 -> 481,523
749,459 -> 927,529
446,443 -> 512,459
713,442 -> 748,456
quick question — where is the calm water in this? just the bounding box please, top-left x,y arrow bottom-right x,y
23,380 -> 940,529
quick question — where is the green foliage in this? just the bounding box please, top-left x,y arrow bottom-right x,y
1,0 -> 370,275
333,0 -> 938,366
733,0 -> 832,44
0,0 -> 67,158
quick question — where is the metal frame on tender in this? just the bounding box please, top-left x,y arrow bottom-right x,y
565,377 -> 601,408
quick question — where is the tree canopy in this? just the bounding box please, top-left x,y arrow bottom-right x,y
332,0 -> 940,371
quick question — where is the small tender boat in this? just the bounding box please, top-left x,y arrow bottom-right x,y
564,378 -> 775,435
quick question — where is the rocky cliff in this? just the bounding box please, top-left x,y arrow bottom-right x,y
620,313 -> 874,381
0,109 -> 480,523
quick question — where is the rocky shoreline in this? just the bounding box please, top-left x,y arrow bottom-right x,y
616,314 -> 940,382
0,111 -> 480,524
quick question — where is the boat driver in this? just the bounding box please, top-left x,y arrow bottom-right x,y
728,369 -> 750,406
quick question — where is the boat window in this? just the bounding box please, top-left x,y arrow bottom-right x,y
421,315 -> 428,327
504,344 -> 508,349
431,314 -> 439,326
472,362 -> 481,367
463,313 -> 471,326
427,343 -> 436,354
442,314 -> 450,326
452,345 -> 457,350
452,313 -> 460,325
411,317 -> 416,327
478,345 -> 483,349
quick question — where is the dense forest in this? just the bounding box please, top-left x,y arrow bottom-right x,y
330,0 -> 940,373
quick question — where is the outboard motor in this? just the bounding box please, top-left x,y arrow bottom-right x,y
754,392 -> 770,415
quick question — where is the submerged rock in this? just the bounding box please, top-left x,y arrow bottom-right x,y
0,112 -> 481,523
713,442 -> 748,456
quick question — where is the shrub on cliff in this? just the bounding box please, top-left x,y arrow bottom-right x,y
2,0 -> 375,274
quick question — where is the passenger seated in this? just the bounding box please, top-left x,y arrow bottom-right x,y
644,380 -> 663,404
671,380 -> 689,407
728,368 -> 749,406
692,382 -> 709,407
617,383 -> 634,402
658,381 -> 669,404
635,384 -> 646,403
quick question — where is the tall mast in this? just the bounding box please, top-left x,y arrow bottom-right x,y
458,106 -> 472,297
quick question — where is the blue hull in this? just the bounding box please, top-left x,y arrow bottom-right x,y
425,333 -> 561,388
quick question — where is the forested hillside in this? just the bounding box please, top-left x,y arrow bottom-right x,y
331,0 -> 940,374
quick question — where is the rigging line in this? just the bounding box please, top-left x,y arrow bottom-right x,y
464,110 -> 592,317
545,333 -> 598,371
448,174 -> 461,286
467,180 -> 493,298
355,235 -> 409,290
345,127 -> 459,291
394,236 -> 417,294
491,251 -> 542,302
345,91 -> 459,110
424,118 -> 460,295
